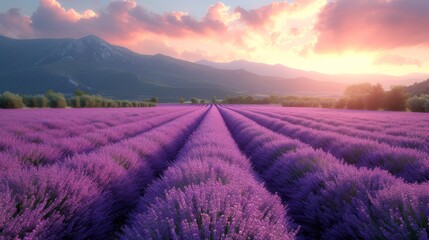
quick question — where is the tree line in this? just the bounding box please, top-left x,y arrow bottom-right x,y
178,97 -> 217,104
220,83 -> 429,112
0,90 -> 157,109
337,83 -> 429,112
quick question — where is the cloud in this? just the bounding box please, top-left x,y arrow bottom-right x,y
374,54 -> 422,67
30,0 -> 97,38
289,27 -> 301,36
31,0 -> 226,41
129,38 -> 180,57
315,0 -> 429,53
180,49 -> 210,62
234,0 -> 317,30
0,8 -> 33,38
0,0 -> 323,46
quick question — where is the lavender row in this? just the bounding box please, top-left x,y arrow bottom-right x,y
246,107 -> 428,150
0,107 -> 174,139
0,107 -> 208,239
219,106 -> 429,239
277,106 -> 429,127
0,107 -> 200,167
235,105 -> 429,139
255,106 -> 429,140
0,107 -> 177,150
267,106 -> 429,144
228,107 -> 429,182
121,107 -> 295,239
0,107 -> 186,145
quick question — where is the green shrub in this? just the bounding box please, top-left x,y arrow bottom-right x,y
406,95 -> 429,112
36,96 -> 48,108
108,100 -> 119,107
79,95 -> 96,108
0,91 -> 24,109
120,100 -> 132,107
383,86 -> 407,111
334,98 -> 347,109
190,97 -> 198,104
45,90 -> 67,108
425,101 -> 429,112
320,99 -> 335,108
2,90 -> 155,109
23,95 -> 38,108
24,95 -> 48,108
150,96 -> 158,103
346,98 -> 365,110
69,96 -> 81,108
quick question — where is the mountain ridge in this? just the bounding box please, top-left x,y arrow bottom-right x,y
197,59 -> 429,88
0,35 -> 346,102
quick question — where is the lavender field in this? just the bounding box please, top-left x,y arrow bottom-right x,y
1,105 -> 429,239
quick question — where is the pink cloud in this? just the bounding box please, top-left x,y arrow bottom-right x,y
315,0 -> 429,53
289,27 -> 300,36
206,2 -> 230,23
0,8 -> 33,38
374,54 -> 422,67
0,0 -> 318,51
19,0 -> 229,44
130,38 -> 180,57
180,49 -> 210,62
234,0 -> 315,29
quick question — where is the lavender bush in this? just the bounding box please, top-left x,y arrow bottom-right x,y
1,104 -> 428,239
219,106 -> 428,239
230,107 -> 429,182
122,107 -> 295,239
0,167 -> 113,239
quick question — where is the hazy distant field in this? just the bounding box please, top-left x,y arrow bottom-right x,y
1,105 -> 428,239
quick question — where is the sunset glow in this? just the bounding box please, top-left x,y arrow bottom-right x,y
1,0 -> 428,75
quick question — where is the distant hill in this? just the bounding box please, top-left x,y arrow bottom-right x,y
407,79 -> 429,95
197,59 -> 428,88
0,35 -> 346,102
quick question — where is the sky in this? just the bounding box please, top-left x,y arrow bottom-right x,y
0,0 -> 429,76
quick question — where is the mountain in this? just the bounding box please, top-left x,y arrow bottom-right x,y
407,79 -> 429,95
197,59 -> 429,88
35,35 -> 135,64
197,59 -> 311,79
0,35 -> 346,102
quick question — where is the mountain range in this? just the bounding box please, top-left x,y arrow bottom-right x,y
197,60 -> 428,88
0,35 -> 426,102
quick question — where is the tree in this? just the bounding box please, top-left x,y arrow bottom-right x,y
190,97 -> 198,104
199,99 -> 206,104
244,96 -> 254,103
150,96 -> 158,103
0,91 -> 24,108
344,83 -> 373,109
178,97 -> 185,104
23,95 -> 38,108
69,96 -> 81,108
342,83 -> 386,110
334,98 -> 347,109
320,99 -> 335,108
406,95 -> 429,112
384,86 -> 407,111
366,83 -> 384,110
79,95 -> 97,107
211,96 -> 217,104
344,83 -> 373,98
269,95 -> 280,104
36,96 -> 48,108
74,88 -> 86,96
45,90 -> 67,108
